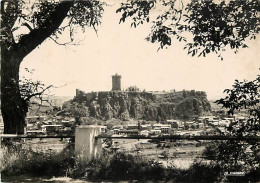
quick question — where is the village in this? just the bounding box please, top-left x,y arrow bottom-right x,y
0,109 -> 248,169
18,114 -> 241,137
0,1 -> 259,181
0,74 -> 248,140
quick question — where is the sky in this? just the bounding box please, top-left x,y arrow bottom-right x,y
20,2 -> 260,100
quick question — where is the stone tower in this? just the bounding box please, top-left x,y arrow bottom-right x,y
112,74 -> 121,91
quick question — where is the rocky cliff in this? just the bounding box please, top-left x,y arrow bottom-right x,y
70,90 -> 211,121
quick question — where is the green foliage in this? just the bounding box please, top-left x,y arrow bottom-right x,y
2,144 -> 259,182
1,0 -> 104,134
1,0 -> 104,46
216,74 -> 260,137
71,151 -> 225,182
72,90 -> 210,121
175,97 -> 204,119
69,102 -> 89,125
117,0 -> 260,59
72,151 -> 168,181
116,1 -> 154,26
174,161 -> 222,183
1,143 -> 74,177
126,85 -> 141,92
19,68 -> 53,114
216,75 -> 260,136
203,74 -> 260,173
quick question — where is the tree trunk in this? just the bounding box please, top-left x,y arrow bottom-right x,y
0,1 -> 74,134
1,49 -> 27,134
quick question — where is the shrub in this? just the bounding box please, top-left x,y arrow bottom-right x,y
70,151 -> 169,181
0,142 -> 74,177
175,161 -> 222,183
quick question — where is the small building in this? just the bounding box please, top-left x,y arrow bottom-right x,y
26,130 -> 46,136
127,124 -> 139,130
100,126 -> 107,133
113,129 -> 119,134
166,120 -> 181,128
61,120 -> 75,127
153,123 -> 163,129
198,122 -> 204,129
149,129 -> 161,136
26,116 -> 47,123
219,120 -> 230,127
160,125 -> 171,134
118,129 -> 139,136
42,125 -> 64,134
224,117 -> 235,123
152,123 -> 171,134
140,130 -> 149,136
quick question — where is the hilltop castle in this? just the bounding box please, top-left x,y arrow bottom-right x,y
76,74 -> 122,97
112,73 -> 121,91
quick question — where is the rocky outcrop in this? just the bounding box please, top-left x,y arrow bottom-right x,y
71,90 -> 211,121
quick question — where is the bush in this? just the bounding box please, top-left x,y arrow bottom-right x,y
70,151 -> 169,181
3,143 -> 258,182
175,161 -> 222,183
70,151 -> 223,182
1,142 -> 74,177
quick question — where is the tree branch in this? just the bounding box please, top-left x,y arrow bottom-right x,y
17,1 -> 74,59
21,22 -> 33,32
49,35 -> 81,46
24,85 -> 53,102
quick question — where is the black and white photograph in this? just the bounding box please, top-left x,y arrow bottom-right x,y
0,0 -> 260,182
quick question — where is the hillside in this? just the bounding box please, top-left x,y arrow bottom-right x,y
69,90 -> 211,121
28,96 -> 73,116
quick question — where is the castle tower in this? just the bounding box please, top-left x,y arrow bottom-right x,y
112,74 -> 121,91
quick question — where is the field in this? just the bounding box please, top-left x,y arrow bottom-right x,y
106,138 -> 208,169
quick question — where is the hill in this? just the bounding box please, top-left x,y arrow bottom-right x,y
28,96 -> 73,116
69,90 -> 211,121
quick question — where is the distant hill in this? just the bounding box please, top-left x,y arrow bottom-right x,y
209,100 -> 224,111
30,96 -> 73,107
69,90 -> 212,121
28,95 -> 73,115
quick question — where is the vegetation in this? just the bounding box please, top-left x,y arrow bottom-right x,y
203,73 -> 260,174
1,0 -> 259,134
1,0 -> 103,134
0,142 -> 74,177
117,0 -> 260,59
125,85 -> 141,92
19,68 -> 53,115
1,139 -> 260,182
2,143 -> 259,182
71,90 -> 211,121
0,142 -> 217,181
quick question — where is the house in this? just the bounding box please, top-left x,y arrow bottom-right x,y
26,116 -> 47,123
61,120 -> 74,127
140,130 -> 149,136
166,120 -> 181,128
141,125 -> 152,130
127,124 -> 139,130
149,129 -> 161,136
118,129 -> 139,135
219,120 -> 230,127
152,123 -> 171,134
42,125 -> 64,134
198,122 -> 204,129
100,126 -> 107,133
160,125 -> 171,134
26,130 -> 46,136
